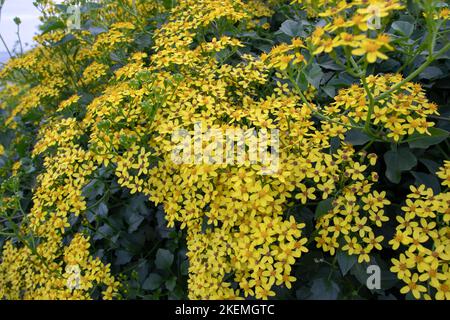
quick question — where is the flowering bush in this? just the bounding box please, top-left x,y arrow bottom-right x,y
0,0 -> 449,300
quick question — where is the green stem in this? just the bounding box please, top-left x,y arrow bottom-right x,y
0,231 -> 15,236
436,144 -> 449,160
0,33 -> 12,58
285,70 -> 364,130
375,42 -> 450,102
360,65 -> 375,134
16,23 -> 23,55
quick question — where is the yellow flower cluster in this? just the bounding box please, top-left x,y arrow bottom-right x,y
0,234 -> 118,300
91,23 -> 135,56
32,117 -> 84,156
81,0 -> 311,300
262,39 -> 306,71
424,6 -> 450,20
108,0 -> 400,299
324,74 -> 439,142
298,0 -> 404,63
315,148 -> 390,263
0,0 -> 448,301
0,2 -> 155,301
57,94 -> 80,112
80,62 -> 109,86
437,7 -> 450,20
0,142 -> 120,299
437,162 -> 450,188
51,0 -> 389,299
390,163 -> 450,300
0,28 -> 102,128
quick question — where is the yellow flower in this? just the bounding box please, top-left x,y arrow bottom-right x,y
342,236 -> 361,255
276,272 -> 296,289
372,106 -> 387,124
335,32 -> 365,47
400,273 -> 427,299
419,260 -> 446,287
437,161 -> 450,187
389,230 -> 412,250
12,161 -> 21,176
262,22 -> 270,30
369,210 -> 389,227
435,281 -> 450,300
351,216 -> 371,237
367,153 -> 377,166
439,8 -> 450,20
317,180 -> 335,199
254,282 -> 276,300
295,184 -> 316,204
387,123 -> 407,141
350,14 -> 368,31
356,247 -> 370,263
391,253 -> 414,280
352,39 -> 388,63
313,37 -> 339,55
346,162 -> 367,180
57,94 -> 80,112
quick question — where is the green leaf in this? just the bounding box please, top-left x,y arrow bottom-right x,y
391,21 -> 414,37
96,202 -> 109,217
350,258 -> 399,292
411,172 -> 441,194
16,137 -> 30,158
322,85 -> 336,98
310,278 -> 340,300
330,137 -> 341,154
162,0 -> 176,10
350,261 -> 371,286
137,260 -> 149,283
407,128 -> 449,149
53,34 -> 76,47
279,20 -> 302,37
296,286 -> 312,299
419,66 -> 444,80
136,35 -> 154,51
407,0 -> 421,15
155,249 -> 174,270
88,26 -> 107,36
40,18 -> 66,34
337,251 -> 357,276
384,148 -> 417,183
319,59 -> 345,71
93,224 -> 113,241
83,179 -> 105,200
142,273 -> 163,290
115,250 -> 133,265
419,159 -> 440,174
296,71 -> 309,91
345,129 -> 371,146
180,259 -> 189,276
126,213 -> 144,233
165,277 -> 177,291
315,198 -> 333,219
305,64 -> 324,89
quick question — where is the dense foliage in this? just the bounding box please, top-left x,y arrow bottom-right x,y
0,0 -> 449,300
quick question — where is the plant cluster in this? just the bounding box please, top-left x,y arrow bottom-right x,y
0,0 -> 449,300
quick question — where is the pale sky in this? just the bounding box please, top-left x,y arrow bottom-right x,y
0,0 -> 65,53
0,0 -> 41,52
